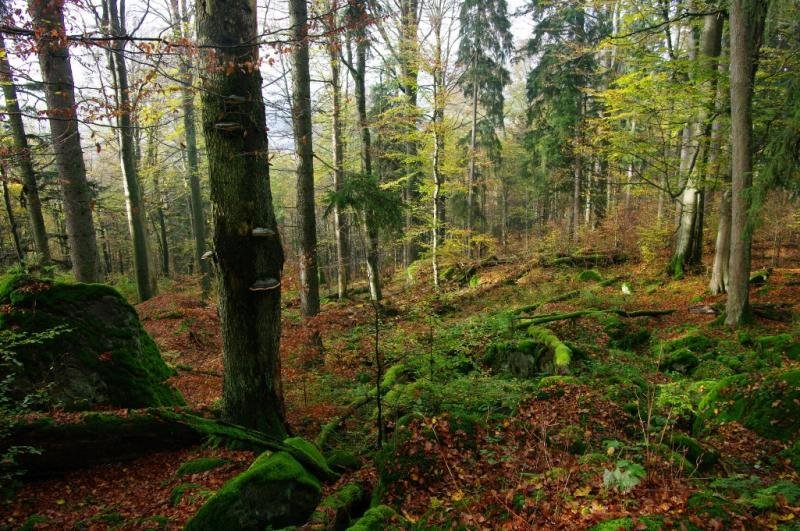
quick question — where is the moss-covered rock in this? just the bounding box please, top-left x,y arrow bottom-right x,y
691,360 -> 734,381
326,450 -> 361,472
669,434 -> 719,471
283,436 -> 338,481
176,457 -> 229,476
577,269 -> 604,282
602,315 -> 651,350
695,370 -> 800,440
185,451 -> 322,531
309,482 -> 369,530
0,274 -> 183,409
659,333 -> 717,357
346,505 -> 406,531
483,327 -> 571,378
660,348 -> 700,375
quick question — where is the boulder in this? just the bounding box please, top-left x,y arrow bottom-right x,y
185,451 -> 322,530
0,274 -> 183,409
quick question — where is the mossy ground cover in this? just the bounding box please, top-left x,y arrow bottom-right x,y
3,261 -> 800,528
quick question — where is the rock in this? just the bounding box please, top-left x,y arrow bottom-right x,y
346,505 -> 406,531
659,348 -> 700,375
185,451 -> 322,531
283,436 -> 338,481
308,482 -> 369,530
0,274 -> 183,409
695,369 -> 800,440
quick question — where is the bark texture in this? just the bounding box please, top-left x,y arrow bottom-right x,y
197,0 -> 286,434
29,0 -> 99,282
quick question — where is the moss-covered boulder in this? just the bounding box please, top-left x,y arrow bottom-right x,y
308,482 -> 369,530
483,327 -> 571,377
660,348 -> 700,375
346,505 -> 407,531
283,436 -> 338,481
0,274 -> 183,409
695,370 -> 800,440
185,451 -> 322,530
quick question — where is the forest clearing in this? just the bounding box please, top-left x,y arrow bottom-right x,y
0,0 -> 799,528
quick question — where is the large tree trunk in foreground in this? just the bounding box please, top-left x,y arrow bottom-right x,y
725,0 -> 768,327
0,35 -> 50,265
106,0 -> 154,302
197,0 -> 286,435
169,0 -> 209,295
290,0 -> 320,317
29,0 -> 99,282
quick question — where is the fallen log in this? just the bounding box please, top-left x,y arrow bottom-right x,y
511,276 -> 623,316
752,303 -> 793,322
3,409 -> 336,480
514,307 -> 675,328
540,252 -> 627,268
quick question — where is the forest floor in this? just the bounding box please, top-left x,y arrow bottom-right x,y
4,249 -> 800,530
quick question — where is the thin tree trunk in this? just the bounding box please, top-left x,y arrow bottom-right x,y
105,0 -> 154,302
466,56 -> 478,256
0,34 -> 50,265
290,0 -> 320,317
400,0 -> 420,282
146,128 -> 169,277
725,0 -> 768,327
168,0 -> 209,295
197,0 -> 286,434
430,2 -> 445,289
29,0 -> 99,282
709,189 -> 731,294
1,165 -> 24,266
326,4 -> 347,300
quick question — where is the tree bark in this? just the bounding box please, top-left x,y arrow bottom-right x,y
169,0 -> 209,295
400,0 -> 420,281
290,0 -> 320,317
326,4 -> 347,299
430,2 -> 446,290
197,0 -> 286,435
709,189 -> 731,294
105,0 -> 154,302
725,0 -> 768,326
146,127 -> 169,277
1,165 -> 24,266
466,55 -> 478,256
29,0 -> 99,282
0,34 -> 50,265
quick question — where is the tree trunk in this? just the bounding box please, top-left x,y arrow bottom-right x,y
349,0 -> 381,302
431,4 -> 446,289
197,0 -> 286,435
326,6 -> 347,300
725,0 -> 768,327
105,0 -> 154,302
466,56 -> 478,256
709,189 -> 731,294
290,0 -> 320,317
1,165 -> 24,266
169,0 -> 209,295
29,0 -> 99,282
0,34 -> 50,265
400,0 -> 420,282
146,127 -> 170,277
571,159 -> 581,242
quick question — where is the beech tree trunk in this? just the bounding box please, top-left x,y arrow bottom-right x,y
29,0 -> 99,282
326,5 -> 347,299
1,165 -> 24,265
105,0 -> 154,302
725,0 -> 768,327
197,0 -> 286,434
0,34 -> 50,265
400,0 -> 420,281
466,57 -> 478,255
169,0 -> 209,294
290,0 -> 320,317
431,4 -> 446,289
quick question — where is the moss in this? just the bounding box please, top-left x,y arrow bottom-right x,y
577,269 -> 604,282
602,315 -> 651,350
309,482 -> 368,529
346,505 -> 406,531
538,375 -> 578,388
0,274 -> 183,409
185,451 -> 322,531
176,457 -> 229,476
283,436 -> 337,481
659,348 -> 700,375
169,482 -> 212,506
587,516 -> 662,531
660,333 -> 717,356
780,440 -> 800,473
691,360 -> 734,381
527,326 -> 571,371
695,370 -> 800,440
669,434 -> 719,471
326,450 -> 361,472
687,491 -> 740,522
